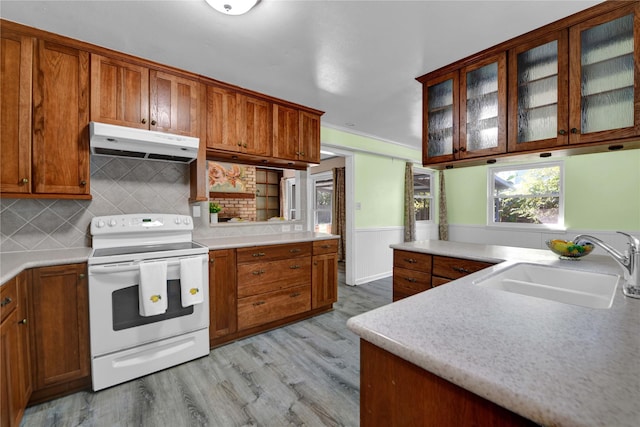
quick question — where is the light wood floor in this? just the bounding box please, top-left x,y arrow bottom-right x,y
21,266 -> 392,427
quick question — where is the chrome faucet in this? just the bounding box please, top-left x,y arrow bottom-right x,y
573,232 -> 640,299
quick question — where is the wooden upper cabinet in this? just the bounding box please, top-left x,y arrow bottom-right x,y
422,71 -> 460,164
150,70 -> 199,137
90,54 -> 149,129
508,30 -> 569,152
32,40 -> 90,196
459,52 -> 507,159
568,3 -> 640,144
272,104 -> 320,163
0,32 -> 33,195
203,85 -> 271,155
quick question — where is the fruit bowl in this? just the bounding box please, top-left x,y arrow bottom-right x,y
546,239 -> 595,260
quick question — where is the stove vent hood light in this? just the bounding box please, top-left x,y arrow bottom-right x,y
89,122 -> 199,163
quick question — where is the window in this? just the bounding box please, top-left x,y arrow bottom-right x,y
414,169 -> 434,221
488,161 -> 564,228
313,172 -> 333,233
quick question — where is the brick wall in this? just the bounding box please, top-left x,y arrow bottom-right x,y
211,166 -> 257,221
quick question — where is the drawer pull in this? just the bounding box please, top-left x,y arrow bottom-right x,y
253,301 -> 266,306
452,267 -> 471,274
289,248 -> 301,253
405,278 -> 417,283
18,318 -> 27,325
290,292 -> 301,298
321,244 -> 331,249
1,297 -> 12,307
252,270 -> 265,275
252,252 -> 266,257
289,265 -> 301,269
404,258 -> 418,264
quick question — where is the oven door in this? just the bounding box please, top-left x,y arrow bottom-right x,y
88,254 -> 209,357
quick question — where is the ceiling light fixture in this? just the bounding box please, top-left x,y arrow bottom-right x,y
205,0 -> 259,16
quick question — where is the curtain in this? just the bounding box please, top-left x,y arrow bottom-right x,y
332,167 -> 346,261
438,170 -> 449,241
403,162 -> 416,242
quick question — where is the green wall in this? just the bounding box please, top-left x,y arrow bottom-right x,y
444,149 -> 640,231
322,126 -> 640,232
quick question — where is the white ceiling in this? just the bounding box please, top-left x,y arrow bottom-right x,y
1,0 -> 602,151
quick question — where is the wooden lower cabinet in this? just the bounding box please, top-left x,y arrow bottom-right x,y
29,263 -> 90,404
210,239 -> 339,346
209,249 -> 238,342
393,250 -> 495,300
1,272 -> 31,427
360,340 -> 538,427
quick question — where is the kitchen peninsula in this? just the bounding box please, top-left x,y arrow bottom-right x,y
347,240 -> 640,427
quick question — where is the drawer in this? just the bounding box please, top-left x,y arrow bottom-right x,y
431,276 -> 451,288
238,257 -> 311,298
237,242 -> 312,263
238,284 -> 311,330
393,250 -> 432,273
432,256 -> 494,280
1,277 -> 18,323
393,267 -> 431,297
313,239 -> 338,255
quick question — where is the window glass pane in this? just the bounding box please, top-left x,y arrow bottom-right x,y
491,164 -> 561,225
413,171 -> 432,221
427,79 -> 454,157
466,62 -> 499,151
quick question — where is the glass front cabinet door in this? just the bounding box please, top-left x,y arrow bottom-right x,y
459,53 -> 507,159
422,71 -> 459,164
508,31 -> 569,152
569,3 -> 640,144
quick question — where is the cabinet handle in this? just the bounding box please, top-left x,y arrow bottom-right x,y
79,273 -> 86,279
253,301 -> 265,306
558,129 -> 567,135
452,267 -> 471,274
243,143 -> 247,148
238,142 -> 242,147
289,248 -> 301,253
404,258 -> 417,264
252,252 -> 266,257
210,259 -> 215,263
18,318 -> 27,325
314,261 -> 318,266
21,178 -> 29,184
80,180 -> 87,186
321,244 -> 331,249
141,118 -> 147,124
459,147 -> 466,152
452,148 -> 458,154
570,128 -> 579,134
299,151 -> 305,156
290,292 -> 301,298
0,297 -> 12,307
252,269 -> 265,275
151,120 -> 157,126
289,265 -> 300,269
405,278 -> 417,283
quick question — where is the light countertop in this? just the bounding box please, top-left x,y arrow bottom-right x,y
0,232 -> 339,285
347,240 -> 640,427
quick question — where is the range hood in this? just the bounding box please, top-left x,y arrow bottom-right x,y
89,122 -> 199,163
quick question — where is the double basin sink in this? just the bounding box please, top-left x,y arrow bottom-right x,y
473,263 -> 620,309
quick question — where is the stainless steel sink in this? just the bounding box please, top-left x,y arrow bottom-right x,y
473,263 -> 620,309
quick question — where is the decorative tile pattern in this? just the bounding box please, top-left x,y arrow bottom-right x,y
0,157 -> 190,252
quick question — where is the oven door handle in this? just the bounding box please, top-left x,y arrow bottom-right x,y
89,257 -> 203,274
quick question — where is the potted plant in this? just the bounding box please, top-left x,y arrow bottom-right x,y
209,202 -> 221,224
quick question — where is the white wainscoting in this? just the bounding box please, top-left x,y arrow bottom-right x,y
352,222 -> 637,285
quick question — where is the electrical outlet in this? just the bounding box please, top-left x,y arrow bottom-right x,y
192,205 -> 201,218
294,225 -> 303,231
282,225 -> 291,232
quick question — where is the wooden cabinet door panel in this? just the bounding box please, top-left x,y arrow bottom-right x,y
1,310 -> 22,427
0,32 -> 33,194
241,95 -> 271,156
32,41 -> 89,196
393,250 -> 432,273
312,239 -> 339,256
299,111 -> 320,163
432,256 -> 494,280
237,284 -> 311,330
15,272 -> 31,409
150,70 -> 199,137
393,267 -> 431,296
422,71 -> 460,165
312,252 -> 338,309
204,85 -> 240,152
90,54 -> 149,129
209,249 -> 237,341
237,257 -> 311,298
30,264 -> 89,390
272,104 -> 300,161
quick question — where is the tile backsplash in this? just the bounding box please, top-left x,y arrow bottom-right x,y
1,156 -> 190,252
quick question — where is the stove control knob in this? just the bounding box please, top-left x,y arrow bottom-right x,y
108,219 -> 117,227
183,217 -> 191,225
174,217 -> 182,225
96,220 -> 105,228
